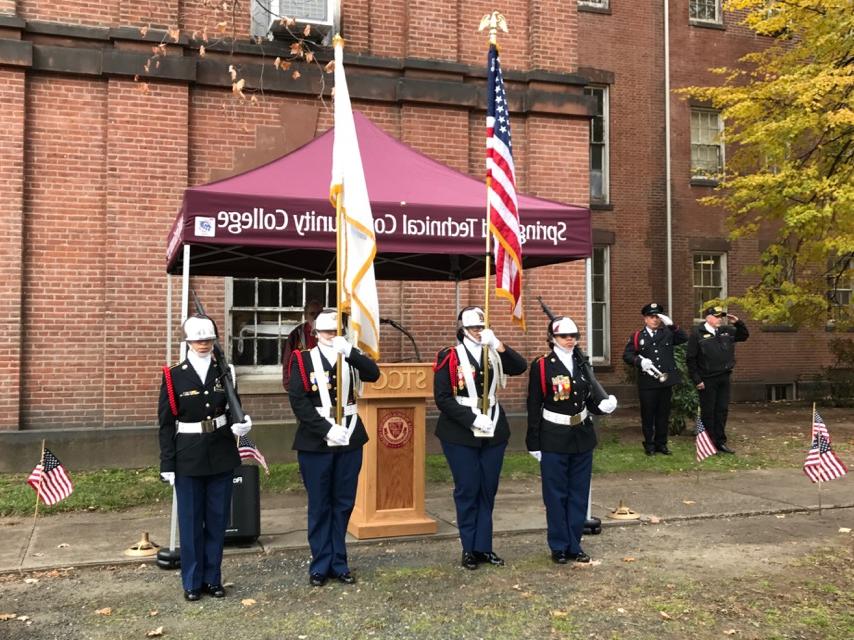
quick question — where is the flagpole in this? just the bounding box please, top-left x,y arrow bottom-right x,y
336,183 -> 344,426
812,402 -> 823,516
479,11 -> 505,416
19,439 -> 46,573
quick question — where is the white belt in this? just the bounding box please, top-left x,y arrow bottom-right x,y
542,407 -> 588,426
176,414 -> 228,434
456,396 -> 496,409
316,404 -> 358,419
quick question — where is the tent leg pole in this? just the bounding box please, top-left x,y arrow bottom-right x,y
181,244 -> 190,360
166,274 -> 172,365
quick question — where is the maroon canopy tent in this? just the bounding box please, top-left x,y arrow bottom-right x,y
166,111 -> 591,282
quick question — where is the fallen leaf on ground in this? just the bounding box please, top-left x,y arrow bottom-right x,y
617,607 -> 627,614
590,560 -> 603,566
146,627 -> 164,637
723,629 -> 737,636
550,610 -> 568,618
149,610 -> 158,617
839,527 -> 851,533
775,514 -> 786,519
0,613 -> 16,621
95,608 -> 111,616
16,616 -> 30,622
241,598 -> 256,607
623,557 -> 636,563
649,515 -> 661,524
23,578 -> 38,584
682,500 -> 696,505
57,543 -> 70,548
659,611 -> 672,620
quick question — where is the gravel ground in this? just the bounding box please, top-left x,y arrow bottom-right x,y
2,507 -> 852,640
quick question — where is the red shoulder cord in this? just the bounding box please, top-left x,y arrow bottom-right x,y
539,357 -> 547,395
290,350 -> 311,392
433,348 -> 459,387
633,330 -> 641,352
162,366 -> 178,416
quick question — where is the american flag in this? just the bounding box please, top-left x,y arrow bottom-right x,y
803,409 -> 847,483
486,43 -> 524,328
238,435 -> 269,475
27,448 -> 74,506
695,415 -> 718,462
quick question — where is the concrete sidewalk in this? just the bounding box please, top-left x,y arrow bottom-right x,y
1,468 -> 851,574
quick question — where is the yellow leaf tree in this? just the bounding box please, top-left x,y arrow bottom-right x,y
682,0 -> 853,328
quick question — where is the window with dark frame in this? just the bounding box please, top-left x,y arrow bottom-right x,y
584,86 -> 609,203
693,253 -> 727,320
591,245 -> 610,363
229,278 -> 336,367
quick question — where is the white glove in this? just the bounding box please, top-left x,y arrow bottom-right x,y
479,328 -> 501,350
598,394 -> 618,414
657,313 -> 673,326
231,415 -> 252,437
160,472 -> 175,486
472,413 -> 493,432
529,451 -> 542,462
640,357 -> 654,373
331,336 -> 352,357
325,423 -> 349,446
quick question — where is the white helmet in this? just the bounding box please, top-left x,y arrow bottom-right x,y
314,309 -> 338,332
460,307 -> 486,328
550,316 -> 579,337
183,316 -> 217,341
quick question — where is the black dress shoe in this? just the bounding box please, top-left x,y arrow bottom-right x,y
203,583 -> 226,598
551,551 -> 569,564
461,552 -> 478,570
644,446 -> 655,456
183,589 -> 201,602
336,572 -> 356,584
309,573 -> 327,587
473,551 -> 505,566
655,446 -> 672,455
568,551 -> 591,563
717,444 -> 735,454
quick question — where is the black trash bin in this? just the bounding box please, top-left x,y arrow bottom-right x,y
225,464 -> 261,545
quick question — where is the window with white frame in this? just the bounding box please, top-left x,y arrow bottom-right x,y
579,0 -> 609,8
693,253 -> 727,320
691,109 -> 724,179
689,0 -> 722,24
585,86 -> 609,202
229,278 -> 335,368
591,246 -> 611,363
828,257 -> 853,323
251,0 -> 338,39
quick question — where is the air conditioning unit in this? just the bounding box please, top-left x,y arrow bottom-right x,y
251,0 -> 340,43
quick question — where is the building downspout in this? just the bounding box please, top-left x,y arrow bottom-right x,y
664,0 -> 673,312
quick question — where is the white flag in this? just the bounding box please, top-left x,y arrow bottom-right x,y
330,37 -> 380,360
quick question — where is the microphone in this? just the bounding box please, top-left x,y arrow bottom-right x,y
379,317 -> 420,361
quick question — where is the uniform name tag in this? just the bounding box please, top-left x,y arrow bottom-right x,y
179,390 -> 200,397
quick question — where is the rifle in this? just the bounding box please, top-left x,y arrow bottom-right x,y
536,296 -> 609,403
190,290 -> 246,423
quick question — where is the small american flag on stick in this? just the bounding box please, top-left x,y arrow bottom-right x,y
695,415 -> 718,462
803,409 -> 847,483
238,435 -> 269,475
27,448 -> 74,505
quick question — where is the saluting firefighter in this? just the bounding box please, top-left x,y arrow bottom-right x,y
622,302 -> 688,456
158,315 -> 253,602
287,309 -> 380,587
433,306 -> 527,570
526,315 -> 617,564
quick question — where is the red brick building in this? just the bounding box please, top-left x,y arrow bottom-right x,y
0,1 -> 840,453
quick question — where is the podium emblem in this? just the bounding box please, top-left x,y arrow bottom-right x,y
378,410 -> 413,449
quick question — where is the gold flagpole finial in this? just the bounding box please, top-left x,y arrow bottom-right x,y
478,11 -> 508,45
332,33 -> 345,47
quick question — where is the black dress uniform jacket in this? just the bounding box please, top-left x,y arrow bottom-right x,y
526,348 -> 607,454
158,359 -> 241,477
288,347 -> 380,452
622,325 -> 688,389
434,344 -> 527,447
686,321 -> 749,384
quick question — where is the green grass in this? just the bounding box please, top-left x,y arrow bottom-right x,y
0,432 -> 789,517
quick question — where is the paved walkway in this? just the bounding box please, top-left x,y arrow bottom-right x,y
1,468 -> 850,574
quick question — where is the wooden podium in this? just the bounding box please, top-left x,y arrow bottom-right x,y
348,363 -> 438,539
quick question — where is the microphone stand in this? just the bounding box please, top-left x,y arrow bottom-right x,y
380,318 -> 421,362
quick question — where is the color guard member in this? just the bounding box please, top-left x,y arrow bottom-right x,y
158,315 -> 253,601
287,309 -> 380,587
433,306 -> 527,570
526,315 -> 616,564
